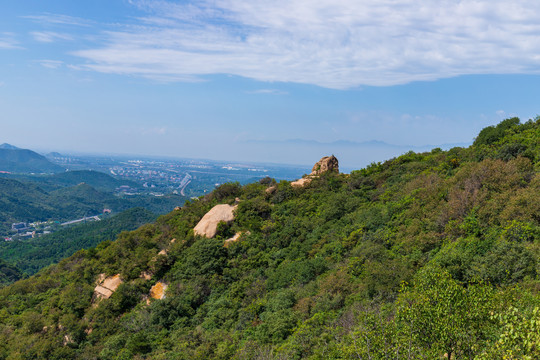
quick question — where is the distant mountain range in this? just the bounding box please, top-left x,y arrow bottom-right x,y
247,138 -> 471,150
0,143 -> 64,174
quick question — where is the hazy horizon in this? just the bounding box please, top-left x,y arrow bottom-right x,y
2,1 -> 540,168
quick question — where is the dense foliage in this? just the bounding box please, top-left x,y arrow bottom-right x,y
0,259 -> 22,286
0,118 -> 538,359
0,208 -> 157,277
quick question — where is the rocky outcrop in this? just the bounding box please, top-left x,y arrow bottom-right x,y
291,177 -> 313,188
94,274 -> 123,299
140,271 -> 152,280
149,281 -> 168,300
194,204 -> 237,238
224,231 -> 251,247
311,155 -> 339,175
291,156 -> 339,188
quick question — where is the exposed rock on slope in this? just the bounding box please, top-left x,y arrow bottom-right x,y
149,281 -> 168,300
224,231 -> 250,247
291,177 -> 313,188
94,274 -> 123,299
194,204 -> 237,238
291,155 -> 339,188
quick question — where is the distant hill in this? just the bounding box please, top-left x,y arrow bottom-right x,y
0,177 -> 184,234
49,170 -> 139,191
0,170 -> 139,192
0,143 -> 20,150
45,151 -> 63,158
0,147 -> 64,173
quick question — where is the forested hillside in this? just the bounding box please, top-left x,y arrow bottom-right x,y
0,176 -> 183,234
0,147 -> 63,174
0,118 -> 538,359
0,208 -> 157,276
0,259 -> 22,286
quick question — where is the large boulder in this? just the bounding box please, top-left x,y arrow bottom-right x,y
311,155 -> 339,175
194,204 -> 237,238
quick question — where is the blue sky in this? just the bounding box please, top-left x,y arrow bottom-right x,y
1,0 -> 540,169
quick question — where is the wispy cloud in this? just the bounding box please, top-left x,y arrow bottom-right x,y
0,33 -> 22,49
23,13 -> 91,27
31,31 -> 73,43
66,0 -> 540,89
37,60 -> 64,69
247,89 -> 288,95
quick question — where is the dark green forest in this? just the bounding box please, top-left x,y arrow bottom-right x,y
0,118 -> 538,359
0,259 -> 22,286
0,208 -> 157,276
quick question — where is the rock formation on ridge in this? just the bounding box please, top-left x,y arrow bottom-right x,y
291,155 -> 339,187
311,155 -> 339,175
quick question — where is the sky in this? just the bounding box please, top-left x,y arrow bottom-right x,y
1,0 -> 540,169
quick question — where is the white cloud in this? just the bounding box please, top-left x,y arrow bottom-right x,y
31,31 -> 73,43
0,33 -> 21,49
71,0 -> 540,89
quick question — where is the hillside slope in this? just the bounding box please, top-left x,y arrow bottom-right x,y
0,147 -> 63,173
0,259 -> 22,286
0,178 -> 184,234
0,207 -> 157,276
0,118 -> 538,359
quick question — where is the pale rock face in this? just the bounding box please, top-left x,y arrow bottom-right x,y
291,156 -> 339,188
291,177 -> 313,188
193,204 -> 237,238
224,231 -> 251,247
311,155 -> 339,175
94,274 -> 123,299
